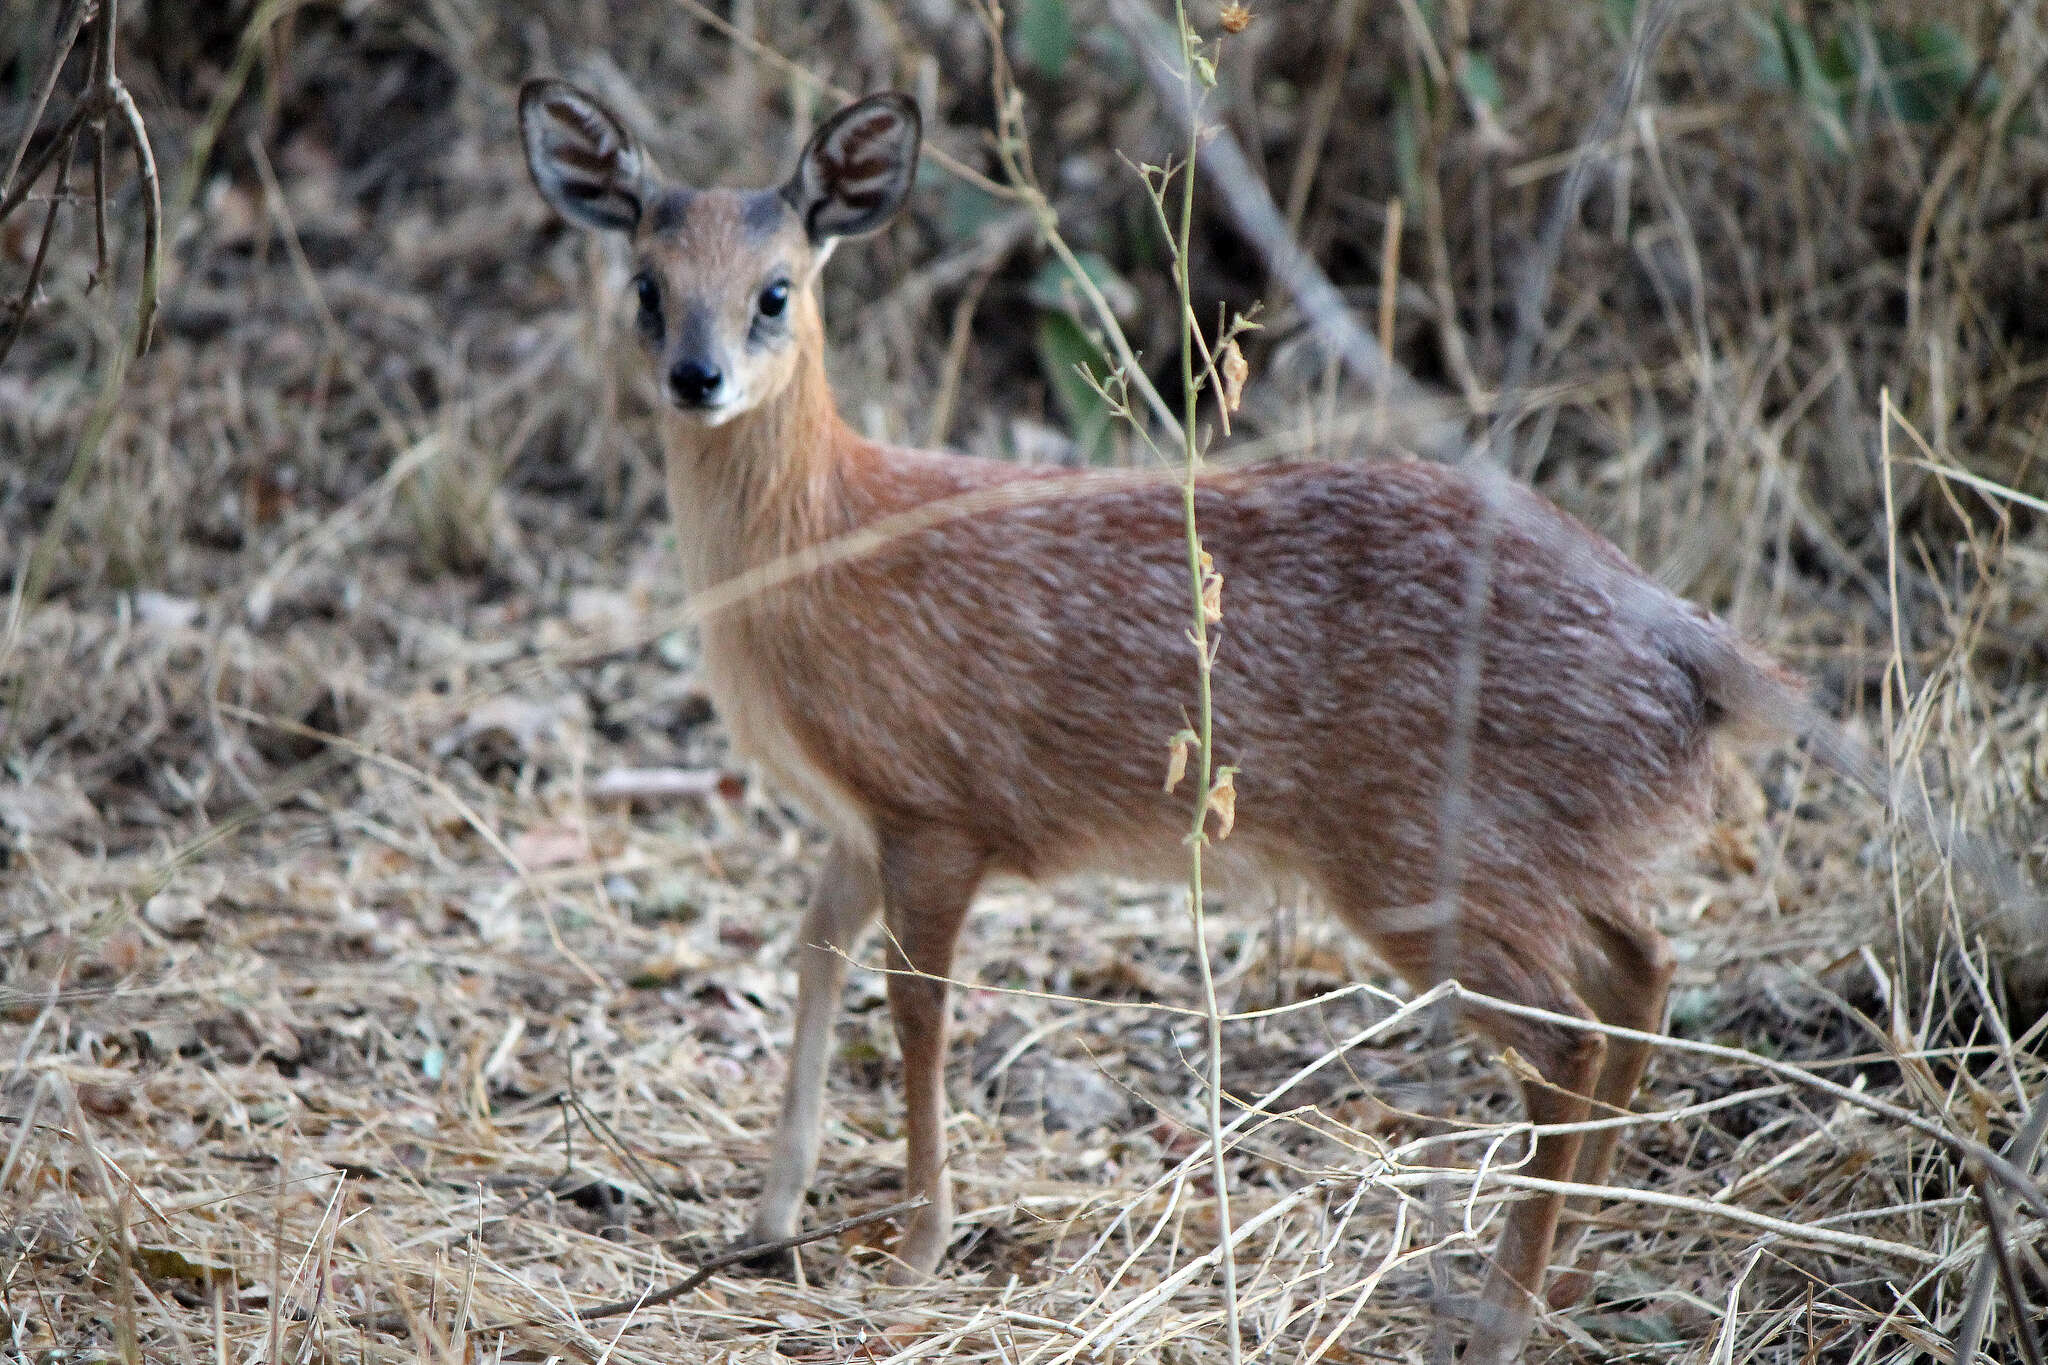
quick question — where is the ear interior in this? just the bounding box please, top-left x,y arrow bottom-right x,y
783,93 -> 921,244
520,79 -> 646,233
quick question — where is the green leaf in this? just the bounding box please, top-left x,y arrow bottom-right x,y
1833,18 -> 1987,130
942,177 -> 1008,241
1457,51 -> 1502,113
1777,10 -> 1830,102
1014,0 -> 1073,78
1912,23 -> 1978,91
1764,7 -> 1848,155
1747,7 -> 1792,90
1819,26 -> 1857,90
1578,1312 -> 1687,1344
1392,84 -> 1420,207
1601,0 -> 1637,42
1123,195 -> 1162,270
1907,22 -> 1993,117
1862,26 -> 1939,124
1027,251 -> 1136,320
1035,312 -> 1116,464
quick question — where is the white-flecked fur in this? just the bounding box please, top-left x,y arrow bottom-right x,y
521,80 -> 1810,1363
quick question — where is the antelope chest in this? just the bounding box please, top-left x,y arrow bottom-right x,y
698,620 -> 878,861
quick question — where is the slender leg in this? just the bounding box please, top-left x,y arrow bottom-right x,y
875,824 -> 987,1283
1463,1021 -> 1605,1365
746,838 -> 883,1249
1543,915 -> 1676,1309
1351,919 -> 1605,1365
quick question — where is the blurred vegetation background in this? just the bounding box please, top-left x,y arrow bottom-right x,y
4,2 -> 2044,614
0,1 -> 2044,1360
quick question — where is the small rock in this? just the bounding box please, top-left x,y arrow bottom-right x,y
0,774 -> 98,836
142,892 -> 209,940
973,1012 -> 1130,1134
133,591 -> 202,631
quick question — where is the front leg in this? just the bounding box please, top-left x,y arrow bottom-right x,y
747,838 -> 883,1250
876,824 -> 988,1282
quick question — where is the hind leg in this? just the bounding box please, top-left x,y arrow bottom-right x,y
1362,923 -> 1607,1365
1463,1004 -> 1605,1364
1543,908 -> 1675,1309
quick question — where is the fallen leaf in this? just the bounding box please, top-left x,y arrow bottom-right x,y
629,938 -> 708,988
134,1245 -> 237,1289
508,824 -> 589,870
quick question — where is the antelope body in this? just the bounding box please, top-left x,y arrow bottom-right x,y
521,80 -> 1805,1362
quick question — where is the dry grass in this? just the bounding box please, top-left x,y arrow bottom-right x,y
2,1 -> 2045,1361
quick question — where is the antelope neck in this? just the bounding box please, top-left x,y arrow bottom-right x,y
659,314 -> 864,594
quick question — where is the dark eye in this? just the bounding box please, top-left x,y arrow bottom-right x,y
758,280 -> 789,318
633,273 -> 662,340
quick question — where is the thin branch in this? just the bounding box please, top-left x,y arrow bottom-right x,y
91,0 -> 117,83
1480,0 -> 1680,467
1442,982 -> 2048,1227
1164,9 -> 1241,1360
1952,1091 -> 2048,1365
90,117 -> 108,284
0,98 -> 92,226
544,1197 -> 927,1327
973,0 -> 1185,447
1976,1180 -> 2047,1365
108,80 -> 160,355
0,160 -> 71,370
0,0 -> 88,206
0,0 -> 162,369
1109,0 -> 1462,459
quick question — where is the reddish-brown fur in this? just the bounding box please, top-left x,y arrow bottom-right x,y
522,81 -> 1804,1362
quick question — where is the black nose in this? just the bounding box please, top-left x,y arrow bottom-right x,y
669,358 -> 724,406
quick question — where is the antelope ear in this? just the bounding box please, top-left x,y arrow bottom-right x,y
520,78 -> 648,232
782,93 -> 921,244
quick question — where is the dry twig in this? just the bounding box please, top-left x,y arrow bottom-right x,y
0,0 -> 162,366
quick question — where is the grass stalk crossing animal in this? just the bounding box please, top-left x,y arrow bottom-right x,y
520,79 -> 1837,1361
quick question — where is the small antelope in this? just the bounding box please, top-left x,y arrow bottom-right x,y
520,81 -> 1817,1361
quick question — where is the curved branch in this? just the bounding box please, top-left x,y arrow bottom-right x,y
108,80 -> 160,356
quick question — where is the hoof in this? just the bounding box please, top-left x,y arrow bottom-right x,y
729,1240 -> 800,1280
1461,1296 -> 1535,1365
1424,1290 -> 1482,1324
1544,1261 -> 1599,1311
882,1254 -> 936,1287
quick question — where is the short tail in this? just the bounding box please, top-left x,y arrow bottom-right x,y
1690,621 -> 2041,923
1686,623 -> 1886,799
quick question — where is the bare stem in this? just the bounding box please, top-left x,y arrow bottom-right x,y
0,149 -> 72,370
1168,5 -> 1240,1362
0,0 -> 88,206
0,0 -> 163,618
110,79 -> 160,356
